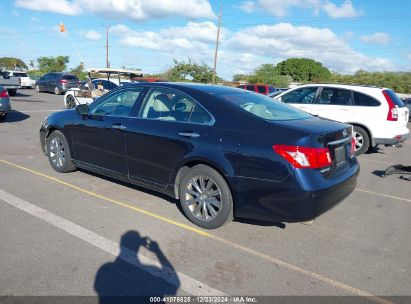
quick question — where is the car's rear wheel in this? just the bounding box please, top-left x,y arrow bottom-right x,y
47,130 -> 76,173
353,126 -> 370,156
179,165 -> 233,229
0,114 -> 6,121
54,86 -> 61,95
8,89 -> 16,96
66,94 -> 76,109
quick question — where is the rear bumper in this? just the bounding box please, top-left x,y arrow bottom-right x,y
231,164 -> 359,223
375,131 -> 410,146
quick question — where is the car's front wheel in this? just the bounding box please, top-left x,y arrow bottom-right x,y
47,130 -> 76,173
179,165 -> 233,229
353,126 -> 370,156
35,85 -> 41,93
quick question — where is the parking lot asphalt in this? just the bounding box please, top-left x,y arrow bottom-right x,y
0,90 -> 410,301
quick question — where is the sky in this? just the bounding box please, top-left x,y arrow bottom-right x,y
0,0 -> 410,80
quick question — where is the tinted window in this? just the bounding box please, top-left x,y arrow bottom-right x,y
268,86 -> 277,93
383,90 -> 405,107
13,72 -> 28,77
91,89 -> 143,117
317,88 -> 352,105
280,87 -> 317,104
218,91 -> 311,121
189,103 -> 212,124
257,86 -> 266,93
246,85 -> 255,91
93,80 -> 117,90
353,92 -> 380,106
62,75 -> 79,81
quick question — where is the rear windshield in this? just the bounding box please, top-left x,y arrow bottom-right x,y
217,91 -> 311,121
62,75 -> 79,81
383,90 -> 405,108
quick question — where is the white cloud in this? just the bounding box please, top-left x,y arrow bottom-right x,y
322,0 -> 360,18
360,32 -> 391,45
15,0 -> 82,16
81,30 -> 103,40
15,0 -> 215,20
239,0 -> 360,18
225,23 -> 393,73
237,1 -> 256,13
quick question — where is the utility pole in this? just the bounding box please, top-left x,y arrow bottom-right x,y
212,5 -> 222,84
106,25 -> 110,68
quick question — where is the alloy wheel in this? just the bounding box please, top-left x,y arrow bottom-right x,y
354,131 -> 364,151
184,175 -> 222,222
66,95 -> 76,109
49,137 -> 66,168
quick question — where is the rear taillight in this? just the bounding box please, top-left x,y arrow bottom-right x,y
350,136 -> 356,158
0,89 -> 9,98
383,90 -> 398,121
273,145 -> 332,169
60,79 -> 69,84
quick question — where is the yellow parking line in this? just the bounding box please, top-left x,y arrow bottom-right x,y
355,188 -> 411,203
0,159 -> 393,304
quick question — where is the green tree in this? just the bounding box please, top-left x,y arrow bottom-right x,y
37,56 -> 69,73
70,62 -> 87,80
163,59 -> 215,83
0,57 -> 28,70
274,58 -> 331,82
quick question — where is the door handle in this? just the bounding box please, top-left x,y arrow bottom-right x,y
178,132 -> 200,138
111,124 -> 127,130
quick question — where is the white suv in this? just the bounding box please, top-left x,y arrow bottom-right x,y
274,84 -> 410,155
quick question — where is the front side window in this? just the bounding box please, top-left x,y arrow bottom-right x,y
90,89 -> 143,117
245,85 -> 255,91
218,90 -> 311,121
279,87 -> 318,104
317,88 -> 352,105
140,88 -> 211,124
257,86 -> 266,93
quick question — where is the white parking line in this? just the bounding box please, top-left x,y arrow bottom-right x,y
0,189 -> 225,297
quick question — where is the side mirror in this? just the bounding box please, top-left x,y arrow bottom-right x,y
76,104 -> 89,116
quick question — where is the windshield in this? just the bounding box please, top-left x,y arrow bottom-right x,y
217,91 -> 312,121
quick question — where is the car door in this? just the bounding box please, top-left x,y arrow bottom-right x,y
47,73 -> 56,92
310,87 -> 353,122
71,87 -> 146,175
277,86 -> 319,113
39,74 -> 49,91
126,87 -> 213,187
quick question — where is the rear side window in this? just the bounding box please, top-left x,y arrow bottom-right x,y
353,92 -> 380,107
189,104 -> 212,124
13,72 -> 28,77
257,86 -> 266,93
317,88 -> 352,105
218,91 -> 311,121
246,85 -> 255,91
280,87 -> 318,104
383,90 -> 405,108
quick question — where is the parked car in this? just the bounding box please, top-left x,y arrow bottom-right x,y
40,83 -> 359,229
63,68 -> 142,109
237,84 -> 283,95
274,84 -> 410,155
401,98 -> 411,121
0,71 -> 21,96
4,71 -> 34,88
35,72 -> 80,95
0,85 -> 11,121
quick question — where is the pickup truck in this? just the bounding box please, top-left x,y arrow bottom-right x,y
0,71 -> 21,96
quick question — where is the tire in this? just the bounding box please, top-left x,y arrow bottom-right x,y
353,126 -> 370,156
8,89 -> 16,96
66,94 -> 76,109
0,114 -> 6,121
54,86 -> 61,95
46,130 -> 76,173
35,85 -> 41,93
179,165 -> 233,229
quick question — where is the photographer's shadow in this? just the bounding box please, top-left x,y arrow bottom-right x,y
94,230 -> 180,304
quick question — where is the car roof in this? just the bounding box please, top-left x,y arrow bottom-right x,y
126,82 -> 244,95
294,83 -> 389,91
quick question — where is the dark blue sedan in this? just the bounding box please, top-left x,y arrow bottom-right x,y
40,83 -> 359,229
